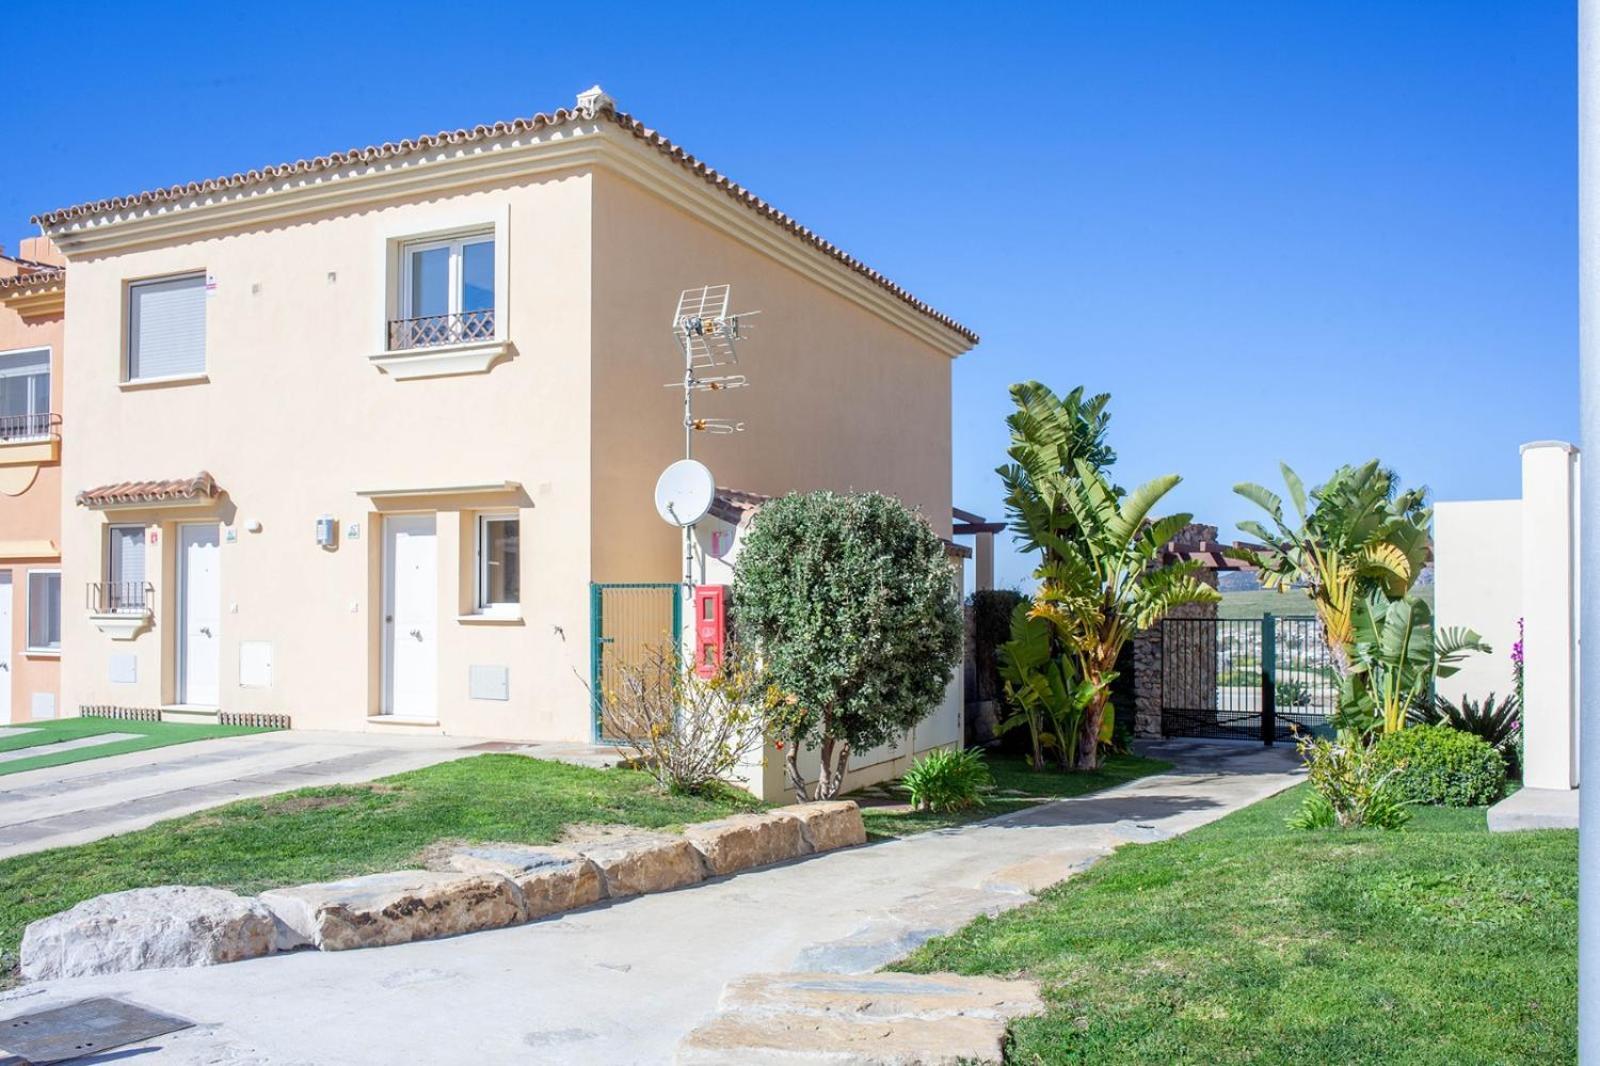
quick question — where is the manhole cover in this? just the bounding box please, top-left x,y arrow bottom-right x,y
0,996 -> 192,1064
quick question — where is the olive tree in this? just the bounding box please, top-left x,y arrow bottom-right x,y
733,491 -> 963,800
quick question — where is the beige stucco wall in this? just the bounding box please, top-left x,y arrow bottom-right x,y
0,242 -> 64,722
1433,499 -> 1522,704
59,173 -> 596,738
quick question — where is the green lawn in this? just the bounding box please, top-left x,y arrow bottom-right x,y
898,785 -> 1576,1064
0,754 -> 761,981
0,717 -> 272,777
860,753 -> 1172,839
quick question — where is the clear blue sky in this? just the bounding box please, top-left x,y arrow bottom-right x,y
2,2 -> 1575,589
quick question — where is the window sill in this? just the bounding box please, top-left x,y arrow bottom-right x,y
88,610 -> 152,640
23,648 -> 61,659
457,610 -> 523,626
120,373 -> 209,392
0,436 -> 58,466
369,339 -> 511,381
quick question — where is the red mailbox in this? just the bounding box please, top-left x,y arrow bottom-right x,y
693,584 -> 728,678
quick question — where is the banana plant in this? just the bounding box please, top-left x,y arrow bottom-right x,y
1232,461 -> 1430,674
997,603 -> 1096,769
997,382 -> 1116,557
1030,461 -> 1221,769
1339,591 -> 1490,734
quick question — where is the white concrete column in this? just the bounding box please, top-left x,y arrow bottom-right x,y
1521,441 -> 1581,790
974,532 -> 994,592
1577,2 -> 1599,1052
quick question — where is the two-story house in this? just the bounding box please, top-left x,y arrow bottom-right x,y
0,238 -> 66,723
36,87 -> 977,786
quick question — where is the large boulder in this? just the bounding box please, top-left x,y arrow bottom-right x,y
683,813 -> 808,876
21,886 -> 279,981
575,835 -> 705,898
259,870 -> 524,951
446,845 -> 603,919
770,801 -> 867,853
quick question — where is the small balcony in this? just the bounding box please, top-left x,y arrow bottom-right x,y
87,581 -> 154,640
387,309 -> 496,352
0,411 -> 59,442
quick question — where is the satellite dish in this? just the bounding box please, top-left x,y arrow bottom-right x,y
654,459 -> 716,527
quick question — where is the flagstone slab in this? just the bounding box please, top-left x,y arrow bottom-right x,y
576,835 -> 706,898
259,870 -> 524,951
770,801 -> 867,853
446,844 -> 604,919
683,812 -> 808,876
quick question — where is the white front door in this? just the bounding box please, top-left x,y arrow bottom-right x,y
178,523 -> 221,706
383,515 -> 438,718
0,572 -> 11,722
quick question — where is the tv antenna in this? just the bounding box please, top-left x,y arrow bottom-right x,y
655,284 -> 761,583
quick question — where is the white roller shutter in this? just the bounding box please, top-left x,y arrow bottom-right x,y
128,274 -> 206,380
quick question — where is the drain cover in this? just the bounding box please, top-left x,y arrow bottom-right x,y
0,996 -> 192,1064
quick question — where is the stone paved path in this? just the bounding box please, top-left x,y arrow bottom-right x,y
5,740 -> 1303,1065
0,730 -> 485,858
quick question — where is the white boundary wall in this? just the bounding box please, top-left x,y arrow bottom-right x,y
1435,442 -> 1581,790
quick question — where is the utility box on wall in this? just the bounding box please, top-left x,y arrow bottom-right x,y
693,585 -> 728,678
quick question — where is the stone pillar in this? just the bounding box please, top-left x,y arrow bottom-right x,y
1133,524 -> 1221,737
975,531 -> 995,592
1521,441 -> 1581,790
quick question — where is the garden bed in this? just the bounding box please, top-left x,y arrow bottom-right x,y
897,783 -> 1577,1064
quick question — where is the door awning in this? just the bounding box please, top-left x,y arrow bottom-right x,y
76,471 -> 220,510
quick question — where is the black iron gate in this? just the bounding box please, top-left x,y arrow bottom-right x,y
1159,613 -> 1337,743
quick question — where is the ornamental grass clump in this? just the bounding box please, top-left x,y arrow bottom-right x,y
901,748 -> 992,813
1287,731 -> 1411,831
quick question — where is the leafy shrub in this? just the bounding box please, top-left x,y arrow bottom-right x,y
1287,732 -> 1411,830
902,748 -> 992,813
601,643 -> 779,796
969,589 -> 1027,704
1410,691 -> 1521,778
1371,723 -> 1506,807
1275,678 -> 1312,707
734,491 -> 964,800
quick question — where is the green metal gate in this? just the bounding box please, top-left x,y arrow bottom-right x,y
1159,613 -> 1338,743
590,583 -> 682,742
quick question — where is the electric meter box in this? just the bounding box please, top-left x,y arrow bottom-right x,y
315,516 -> 338,548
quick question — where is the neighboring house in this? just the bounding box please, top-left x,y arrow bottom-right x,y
0,238 -> 66,722
37,86 -> 978,782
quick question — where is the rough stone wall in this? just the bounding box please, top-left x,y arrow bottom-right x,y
1133,524 -> 1221,738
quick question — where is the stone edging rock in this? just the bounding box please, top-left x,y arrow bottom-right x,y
21,800 -> 867,981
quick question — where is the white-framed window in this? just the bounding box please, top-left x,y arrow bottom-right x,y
0,347 -> 50,440
393,233 -> 495,349
105,524 -> 149,612
127,273 -> 206,381
25,569 -> 60,653
476,513 -> 520,611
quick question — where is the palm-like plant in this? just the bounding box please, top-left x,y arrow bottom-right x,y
997,603 -> 1095,769
1233,461 -> 1430,673
1030,461 -> 1221,769
998,382 -> 1116,556
1340,592 -> 1490,734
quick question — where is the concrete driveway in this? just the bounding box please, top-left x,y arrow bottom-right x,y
4,740 -> 1303,1065
0,729 -> 490,859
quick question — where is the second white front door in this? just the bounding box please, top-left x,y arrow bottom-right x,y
383,515 -> 438,718
0,572 -> 11,722
178,523 -> 221,706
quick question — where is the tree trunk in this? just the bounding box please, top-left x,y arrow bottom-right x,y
784,741 -> 808,801
1077,691 -> 1107,771
814,735 -> 852,800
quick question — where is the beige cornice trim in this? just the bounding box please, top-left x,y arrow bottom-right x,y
42,123 -> 974,356
0,285 -> 65,319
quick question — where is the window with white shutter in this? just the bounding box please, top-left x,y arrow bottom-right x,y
127,274 -> 206,381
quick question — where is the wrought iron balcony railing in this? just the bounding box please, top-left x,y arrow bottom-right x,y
0,412 -> 59,442
387,309 -> 496,351
87,581 -> 153,615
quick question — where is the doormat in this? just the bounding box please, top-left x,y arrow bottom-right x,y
0,996 -> 192,1065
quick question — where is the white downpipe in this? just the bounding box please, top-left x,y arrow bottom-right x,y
1578,0 -> 1599,1058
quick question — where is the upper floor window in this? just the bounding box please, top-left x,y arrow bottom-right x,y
127,273 -> 206,381
0,348 -> 50,441
390,235 -> 494,350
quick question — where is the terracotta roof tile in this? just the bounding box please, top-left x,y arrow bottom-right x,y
0,265 -> 64,292
33,97 -> 977,346
76,471 -> 220,509
709,486 -> 772,526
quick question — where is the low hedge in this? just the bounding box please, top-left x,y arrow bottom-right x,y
1371,723 -> 1506,807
